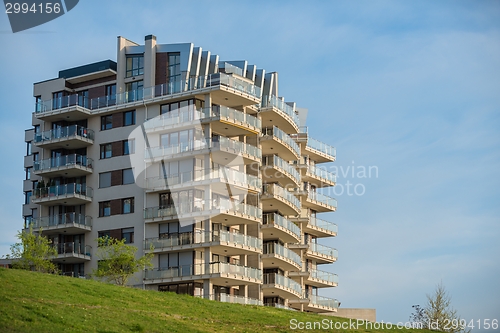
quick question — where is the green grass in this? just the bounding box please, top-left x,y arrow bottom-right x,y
0,268 -> 431,333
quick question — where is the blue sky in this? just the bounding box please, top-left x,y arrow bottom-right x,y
1,0 -> 499,327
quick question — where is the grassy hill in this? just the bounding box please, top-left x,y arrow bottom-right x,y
0,268 -> 429,333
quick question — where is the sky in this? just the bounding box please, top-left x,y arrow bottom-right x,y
0,0 -> 499,328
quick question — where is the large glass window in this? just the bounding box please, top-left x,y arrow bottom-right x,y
24,191 -> 32,204
101,115 -> 113,131
126,81 -> 143,102
123,139 -> 135,155
123,110 -> 136,126
125,55 -> 144,78
26,142 -> 32,155
25,167 -> 32,180
52,91 -> 63,109
122,168 -> 134,185
100,144 -> 112,159
122,228 -> 134,244
99,201 -> 111,217
105,84 -> 116,105
99,172 -> 111,188
168,53 -> 181,93
122,198 -> 134,214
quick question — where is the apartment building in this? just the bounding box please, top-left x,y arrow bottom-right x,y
22,34 -> 339,313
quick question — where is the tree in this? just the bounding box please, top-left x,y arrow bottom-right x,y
7,225 -> 58,273
92,236 -> 154,286
410,282 -> 469,333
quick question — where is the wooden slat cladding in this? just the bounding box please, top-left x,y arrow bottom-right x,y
109,228 -> 122,240
110,170 -> 123,187
110,199 -> 122,216
111,141 -> 123,157
112,112 -> 123,128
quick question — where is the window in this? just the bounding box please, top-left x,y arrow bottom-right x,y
34,125 -> 40,134
101,115 -> 113,131
125,55 -> 144,78
52,91 -> 63,109
168,53 -> 181,82
24,216 -> 33,228
35,96 -> 42,113
105,84 -> 116,105
122,168 -> 134,185
77,90 -> 89,108
126,81 -> 143,102
25,191 -> 32,204
25,167 -> 32,180
98,230 -> 111,238
122,228 -> 134,244
26,142 -> 32,155
123,139 -> 135,155
32,153 -> 39,162
32,181 -> 38,190
123,110 -> 136,126
99,172 -> 112,188
99,201 -> 111,217
122,198 -> 134,214
100,144 -> 112,159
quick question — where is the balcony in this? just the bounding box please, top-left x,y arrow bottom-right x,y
34,125 -> 94,150
34,154 -> 93,178
262,183 -> 301,216
289,268 -> 338,288
211,136 -> 262,165
144,262 -> 262,285
203,106 -> 261,136
202,293 -> 263,306
32,183 -> 93,206
144,198 -> 262,226
296,164 -> 336,187
306,243 -> 338,264
52,242 -> 91,263
262,155 -> 301,188
262,213 -> 301,243
145,167 -> 261,195
289,294 -> 339,313
290,127 -> 336,163
35,95 -> 92,121
261,127 -> 300,161
145,137 -> 261,165
294,188 -> 337,213
260,95 -> 300,134
143,106 -> 261,136
262,242 -> 302,271
305,216 -> 338,238
29,213 -> 92,235
144,230 -> 262,256
262,273 -> 302,299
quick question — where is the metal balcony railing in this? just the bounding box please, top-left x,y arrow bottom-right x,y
263,273 -> 302,295
34,154 -> 93,172
145,262 -> 262,280
34,125 -> 94,144
30,213 -> 92,229
263,213 -> 301,239
261,95 -> 300,129
33,183 -> 93,200
263,242 -> 302,268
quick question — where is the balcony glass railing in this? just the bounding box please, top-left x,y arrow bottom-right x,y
263,213 -> 301,239
145,262 -> 262,280
263,155 -> 300,184
200,293 -> 263,306
261,95 -> 300,129
220,62 -> 244,77
262,126 -> 300,158
307,137 -> 336,160
145,167 -> 261,190
144,229 -> 262,250
54,242 -> 91,257
306,165 -> 336,184
146,136 -> 261,161
307,191 -> 337,208
34,154 -> 93,172
308,243 -> 338,260
307,294 -> 340,309
263,242 -> 302,268
144,108 -> 203,130
36,73 -> 261,114
309,216 -> 338,234
214,136 -> 262,160
263,273 -> 302,295
34,125 -> 94,144
262,183 -> 301,212
30,213 -> 92,229
208,106 -> 261,129
33,183 -> 93,200
308,268 -> 339,285
144,198 -> 262,220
